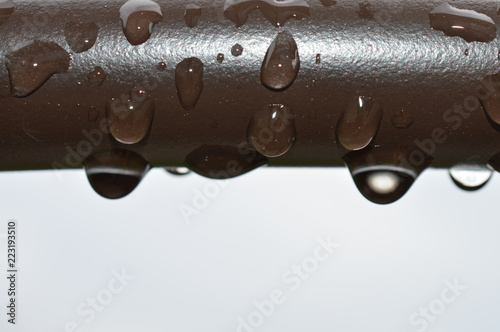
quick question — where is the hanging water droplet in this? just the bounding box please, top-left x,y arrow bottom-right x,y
0,0 -> 14,25
449,164 -> 492,191
357,1 -> 374,19
185,4 -> 202,28
478,72 -> 500,124
344,146 -> 431,204
175,57 -> 204,110
429,3 -> 496,43
247,104 -> 296,157
88,106 -> 100,123
6,41 -> 71,97
165,167 -> 191,176
231,43 -> 243,57
391,109 -> 414,129
157,61 -> 166,71
185,144 -> 268,179
106,88 -> 155,144
87,66 -> 107,87
64,21 -> 99,53
336,96 -> 383,151
217,53 -> 225,63
223,0 -> 310,28
120,0 -> 162,45
84,149 -> 151,199
261,31 -> 300,91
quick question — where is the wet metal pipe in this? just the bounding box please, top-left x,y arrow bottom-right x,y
1,0 -> 500,200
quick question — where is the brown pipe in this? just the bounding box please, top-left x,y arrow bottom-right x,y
1,0 -> 500,201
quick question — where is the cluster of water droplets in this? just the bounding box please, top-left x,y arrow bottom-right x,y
3,0 -> 500,200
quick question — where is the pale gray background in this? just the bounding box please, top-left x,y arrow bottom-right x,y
0,167 -> 499,331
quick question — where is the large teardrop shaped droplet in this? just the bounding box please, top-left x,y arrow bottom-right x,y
6,41 -> 71,97
336,96 -> 383,151
478,72 -> 500,125
84,149 -> 151,199
449,164 -> 492,191
106,88 -> 155,144
429,3 -> 496,43
247,104 -> 296,157
223,0 -> 310,28
185,144 -> 268,179
120,0 -> 162,46
175,57 -> 204,110
344,146 -> 431,204
0,0 -> 14,25
65,21 -> 99,53
184,4 -> 202,28
261,31 -> 300,91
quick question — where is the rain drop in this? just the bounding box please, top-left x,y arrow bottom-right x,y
261,31 -> 300,91
165,167 -> 191,176
231,43 -> 243,57
6,41 -> 71,97
120,0 -> 162,45
84,149 -> 151,199
185,4 -> 202,28
391,109 -> 414,129
449,164 -> 492,191
336,96 -> 383,151
87,66 -> 107,87
106,88 -> 155,144
247,104 -> 296,157
185,144 -> 268,179
429,3 -> 496,43
217,53 -> 225,63
64,21 -> 99,53
175,57 -> 204,110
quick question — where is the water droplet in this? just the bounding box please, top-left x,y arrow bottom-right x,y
391,109 -> 414,129
120,0 -> 162,46
357,1 -> 374,19
315,53 -> 321,64
165,167 -> 191,176
64,21 -> 99,53
87,66 -> 107,87
88,106 -> 100,123
429,3 -> 496,43
319,0 -> 336,7
185,4 -> 201,28
84,149 -> 151,199
106,88 -> 155,144
223,0 -> 310,28
231,43 -> 243,57
186,144 -> 268,179
344,146 -> 431,204
175,57 -> 204,110
217,53 -> 225,63
247,104 -> 296,157
478,72 -> 500,124
464,48 -> 469,56
336,96 -> 383,151
261,31 -> 300,91
0,0 -> 14,25
449,164 -> 492,191
6,41 -> 71,97
157,61 -> 166,70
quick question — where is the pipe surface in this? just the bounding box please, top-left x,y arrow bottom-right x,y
1,1 -> 500,181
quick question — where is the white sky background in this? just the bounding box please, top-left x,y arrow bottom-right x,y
0,167 -> 499,332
